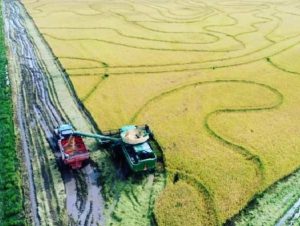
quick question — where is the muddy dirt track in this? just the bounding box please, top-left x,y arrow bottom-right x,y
3,0 -> 105,225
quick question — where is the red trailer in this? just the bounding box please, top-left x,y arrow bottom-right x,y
58,135 -> 89,169
54,123 -> 157,172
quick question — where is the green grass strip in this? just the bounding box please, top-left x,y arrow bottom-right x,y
0,1 -> 26,225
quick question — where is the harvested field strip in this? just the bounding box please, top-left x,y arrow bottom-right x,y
230,167 -> 300,225
4,1 -> 106,225
91,150 -> 166,226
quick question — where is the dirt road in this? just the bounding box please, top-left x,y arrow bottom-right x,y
3,0 -> 105,225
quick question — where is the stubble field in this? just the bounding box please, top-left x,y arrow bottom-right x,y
21,0 -> 300,225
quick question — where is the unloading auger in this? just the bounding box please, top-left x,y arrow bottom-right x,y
54,124 -> 157,172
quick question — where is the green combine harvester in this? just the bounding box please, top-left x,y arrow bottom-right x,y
54,124 -> 157,172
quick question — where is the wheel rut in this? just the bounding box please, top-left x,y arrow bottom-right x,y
3,0 -> 105,225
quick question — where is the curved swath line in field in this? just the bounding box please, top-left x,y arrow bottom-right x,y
89,1 -> 219,24
204,10 -> 273,38
60,56 -> 107,67
236,12 -> 278,43
130,0 -> 207,20
64,57 -> 259,76
42,33 -> 240,53
267,58 -> 300,75
201,14 -> 247,49
40,27 -> 220,45
65,57 -> 259,77
265,13 -> 300,43
234,12 -> 275,39
174,0 -> 208,10
166,167 -> 219,225
171,3 -> 261,18
273,8 -> 300,36
265,11 -> 288,42
112,8 -> 219,25
37,6 -> 245,52
181,0 -> 205,6
110,11 -> 218,31
263,5 -> 300,43
202,6 -> 276,45
81,77 -> 105,103
28,1 -> 106,17
215,1 -> 269,8
275,8 -> 300,17
120,10 -> 218,24
67,67 -> 104,70
130,80 -> 283,188
113,6 -> 215,24
110,3 -> 274,48
162,1 -> 279,42
188,0 -> 210,6
57,35 -> 300,75
112,12 -> 246,50
150,0 -> 215,19
136,3 -> 209,21
32,10 -> 106,18
89,1 -> 135,12
60,56 -> 272,76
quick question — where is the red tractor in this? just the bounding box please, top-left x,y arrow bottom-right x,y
55,124 -> 89,169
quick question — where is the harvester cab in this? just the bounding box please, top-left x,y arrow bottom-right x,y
53,124 -> 157,172
118,125 -> 156,172
54,123 -> 74,138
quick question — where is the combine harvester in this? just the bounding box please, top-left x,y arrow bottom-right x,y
54,124 -> 158,172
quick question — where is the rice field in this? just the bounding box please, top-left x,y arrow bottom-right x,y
21,0 -> 300,225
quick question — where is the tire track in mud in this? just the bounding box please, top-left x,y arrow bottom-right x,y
3,0 -> 104,225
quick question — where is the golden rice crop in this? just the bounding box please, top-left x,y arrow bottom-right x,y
22,0 -> 300,224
